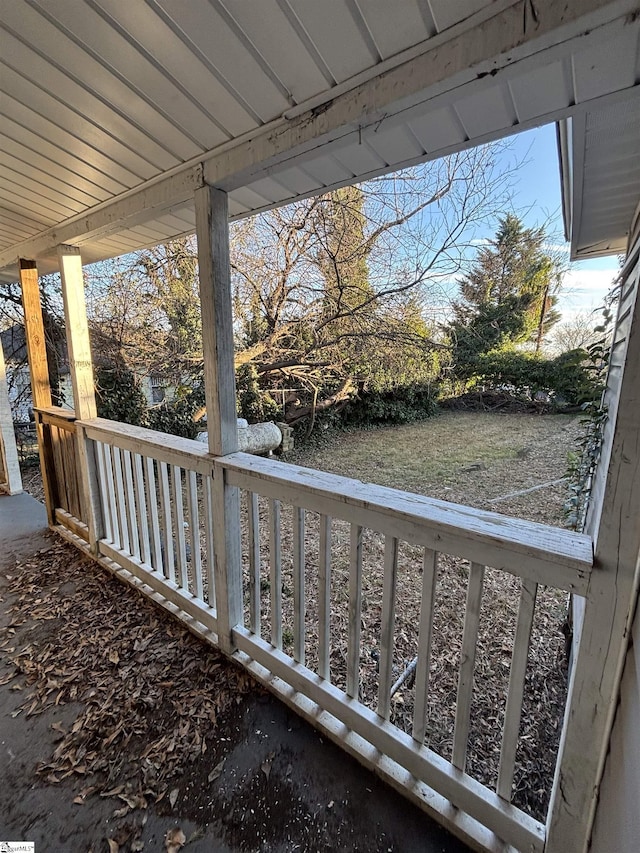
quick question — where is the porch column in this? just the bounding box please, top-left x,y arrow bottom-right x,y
546,255 -> 640,852
57,245 -> 102,551
57,245 -> 96,420
19,259 -> 56,522
194,184 -> 242,654
0,339 -> 23,495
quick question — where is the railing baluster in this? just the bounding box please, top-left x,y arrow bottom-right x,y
95,441 -> 112,543
293,506 -> 305,665
498,578 -> 538,801
122,450 -> 140,559
413,548 -> 439,743
318,514 -> 332,680
378,535 -> 399,720
269,498 -> 282,649
158,461 -> 174,583
203,474 -> 216,608
103,443 -> 120,548
186,470 -> 203,599
172,465 -> 187,588
133,453 -> 151,566
347,524 -> 363,700
112,446 -> 129,554
453,562 -> 485,771
144,456 -> 163,575
247,491 -> 260,633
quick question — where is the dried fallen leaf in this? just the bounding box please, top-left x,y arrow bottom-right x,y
107,840 -> 119,853
207,758 -> 225,783
164,828 -> 186,853
169,787 -> 179,808
261,751 -> 275,780
109,649 -> 120,665
73,795 -> 84,805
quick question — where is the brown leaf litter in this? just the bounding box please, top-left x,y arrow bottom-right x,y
0,541 -> 254,818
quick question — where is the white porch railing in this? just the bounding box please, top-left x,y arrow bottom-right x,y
71,417 -> 592,853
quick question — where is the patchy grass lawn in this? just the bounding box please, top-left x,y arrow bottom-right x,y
289,411 -> 582,526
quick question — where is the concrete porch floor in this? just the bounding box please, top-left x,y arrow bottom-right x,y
0,492 -> 471,853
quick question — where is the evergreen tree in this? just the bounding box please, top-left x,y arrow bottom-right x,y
450,215 -> 563,379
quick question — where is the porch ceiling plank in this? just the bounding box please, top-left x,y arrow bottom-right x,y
0,61 -> 166,179
0,89 -> 146,189
24,0 -> 236,152
0,132 -> 114,204
220,452 -> 594,593
1,0 -> 639,278
0,115 -> 131,197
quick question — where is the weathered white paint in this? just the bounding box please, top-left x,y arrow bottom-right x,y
194,184 -> 242,655
498,579 -> 538,801
589,601 -> 640,853
219,452 -> 593,593
0,339 -> 23,495
547,230 -> 640,852
453,563 -> 485,772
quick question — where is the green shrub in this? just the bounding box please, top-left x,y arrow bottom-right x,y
236,363 -> 280,424
147,383 -> 206,439
341,382 -> 439,427
95,366 -> 148,426
470,349 -> 599,405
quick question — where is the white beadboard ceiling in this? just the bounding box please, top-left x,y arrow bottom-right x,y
0,0 -> 639,282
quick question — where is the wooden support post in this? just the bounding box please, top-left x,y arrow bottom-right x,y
546,256 -> 640,852
19,259 -> 56,522
58,245 -> 102,545
195,184 -> 242,654
57,245 -> 96,421
0,339 -> 23,495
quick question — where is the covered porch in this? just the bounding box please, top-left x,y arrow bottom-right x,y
1,2 -> 639,851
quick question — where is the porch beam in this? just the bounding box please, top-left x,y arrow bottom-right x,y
546,255 -> 640,851
0,0 -> 637,271
194,184 -> 242,654
0,339 -> 23,495
19,259 -> 56,522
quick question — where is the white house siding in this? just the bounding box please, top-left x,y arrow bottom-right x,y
586,224 -> 640,852
589,602 -> 640,853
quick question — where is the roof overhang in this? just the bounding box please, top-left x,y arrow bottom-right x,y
1,0 -> 640,282
558,92 -> 640,261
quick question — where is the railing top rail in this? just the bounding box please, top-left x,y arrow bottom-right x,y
79,417 -> 214,477
35,405 -> 77,421
220,452 -> 594,593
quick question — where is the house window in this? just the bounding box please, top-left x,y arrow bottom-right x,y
151,385 -> 165,404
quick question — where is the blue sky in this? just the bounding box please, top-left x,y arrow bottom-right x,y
504,124 -> 619,319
